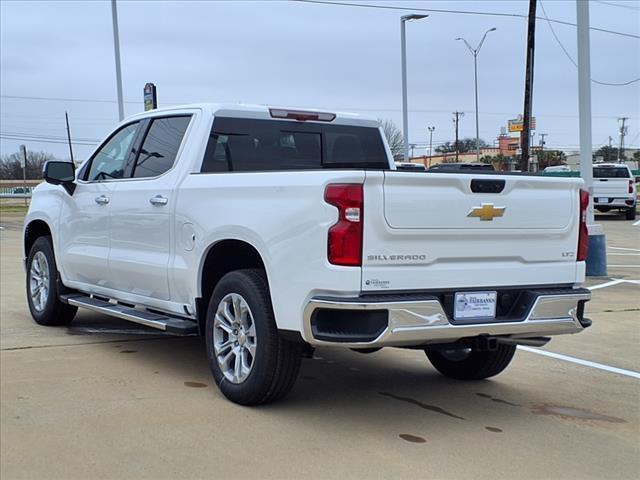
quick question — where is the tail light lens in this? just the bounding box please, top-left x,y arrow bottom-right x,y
324,184 -> 363,266
577,189 -> 589,262
629,180 -> 634,194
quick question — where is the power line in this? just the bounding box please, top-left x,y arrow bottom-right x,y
0,135 -> 99,146
1,94 -> 140,105
539,1 -> 640,86
1,130 -> 101,142
292,0 -> 640,39
593,0 -> 640,11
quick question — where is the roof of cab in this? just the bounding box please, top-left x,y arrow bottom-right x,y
126,103 -> 379,127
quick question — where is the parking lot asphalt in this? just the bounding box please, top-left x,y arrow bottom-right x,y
1,211 -> 638,480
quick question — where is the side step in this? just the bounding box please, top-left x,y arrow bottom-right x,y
62,294 -> 198,335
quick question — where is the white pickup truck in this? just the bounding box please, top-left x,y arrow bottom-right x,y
24,104 -> 591,405
592,163 -> 637,220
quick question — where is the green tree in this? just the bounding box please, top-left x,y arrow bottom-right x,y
593,145 -> 621,162
536,149 -> 566,169
480,154 -> 509,170
436,137 -> 489,154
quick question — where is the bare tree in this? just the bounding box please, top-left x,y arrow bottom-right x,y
379,119 -> 404,159
0,150 -> 56,180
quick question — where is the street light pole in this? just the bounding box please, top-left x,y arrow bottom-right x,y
456,28 -> 496,162
427,126 -> 435,167
111,0 -> 124,122
576,0 -> 605,276
401,14 -> 428,162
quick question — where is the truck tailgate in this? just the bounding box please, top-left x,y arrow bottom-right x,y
361,171 -> 582,292
593,178 -> 629,197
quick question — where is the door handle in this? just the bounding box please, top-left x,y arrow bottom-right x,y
149,195 -> 168,206
95,195 -> 110,205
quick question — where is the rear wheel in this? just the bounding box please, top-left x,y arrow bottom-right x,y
26,236 -> 77,326
625,207 -> 636,220
205,269 -> 302,405
425,344 -> 516,380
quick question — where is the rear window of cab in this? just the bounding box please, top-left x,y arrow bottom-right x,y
593,167 -> 630,178
200,117 -> 388,172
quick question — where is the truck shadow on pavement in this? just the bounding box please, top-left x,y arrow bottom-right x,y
68,314 -> 628,441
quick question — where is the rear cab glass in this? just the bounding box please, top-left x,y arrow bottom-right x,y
593,166 -> 630,178
201,117 -> 388,172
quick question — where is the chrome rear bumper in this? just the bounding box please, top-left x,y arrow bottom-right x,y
303,288 -> 591,348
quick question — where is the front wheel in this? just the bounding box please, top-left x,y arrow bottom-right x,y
205,269 -> 302,405
26,236 -> 77,326
425,344 -> 516,380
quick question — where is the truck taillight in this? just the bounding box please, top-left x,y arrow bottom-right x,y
629,180 -> 634,194
577,189 -> 589,262
324,184 -> 363,266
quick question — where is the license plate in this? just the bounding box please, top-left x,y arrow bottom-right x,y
454,291 -> 497,320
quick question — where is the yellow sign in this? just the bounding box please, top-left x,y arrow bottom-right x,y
508,114 -> 536,132
467,204 -> 506,221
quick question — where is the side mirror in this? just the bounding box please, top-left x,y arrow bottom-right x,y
43,161 -> 76,194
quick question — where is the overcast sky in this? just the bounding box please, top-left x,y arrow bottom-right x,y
1,0 -> 639,160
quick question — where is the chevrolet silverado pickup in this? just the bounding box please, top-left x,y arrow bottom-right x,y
24,104 -> 591,405
592,163 -> 637,220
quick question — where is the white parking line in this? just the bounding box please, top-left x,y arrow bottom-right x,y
608,253 -> 640,256
518,346 -> 640,379
609,246 -> 640,252
632,219 -> 640,226
588,278 -> 640,290
588,279 -> 626,290
608,265 -> 640,268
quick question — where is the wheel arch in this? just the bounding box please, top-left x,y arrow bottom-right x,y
196,239 -> 268,334
24,219 -> 53,259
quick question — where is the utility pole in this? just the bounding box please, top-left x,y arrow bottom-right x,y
608,135 -> 612,149
520,0 -> 537,171
453,111 -> 464,161
427,126 -> 435,167
111,0 -> 124,121
20,145 -> 27,207
65,111 -> 74,164
617,117 -> 628,162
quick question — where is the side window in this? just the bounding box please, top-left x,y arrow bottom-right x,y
87,123 -> 139,181
132,116 -> 191,178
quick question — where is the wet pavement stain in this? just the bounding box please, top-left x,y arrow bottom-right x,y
476,392 -> 521,407
184,381 -> 207,388
532,405 -> 626,423
119,350 -> 137,354
399,434 -> 426,443
379,392 -> 466,420
485,426 -> 503,433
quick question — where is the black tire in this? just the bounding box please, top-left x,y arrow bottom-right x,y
625,207 -> 636,220
25,236 -> 77,326
425,344 -> 516,380
205,269 -> 302,405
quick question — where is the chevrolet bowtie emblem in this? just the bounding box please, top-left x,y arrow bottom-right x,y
467,203 -> 506,221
